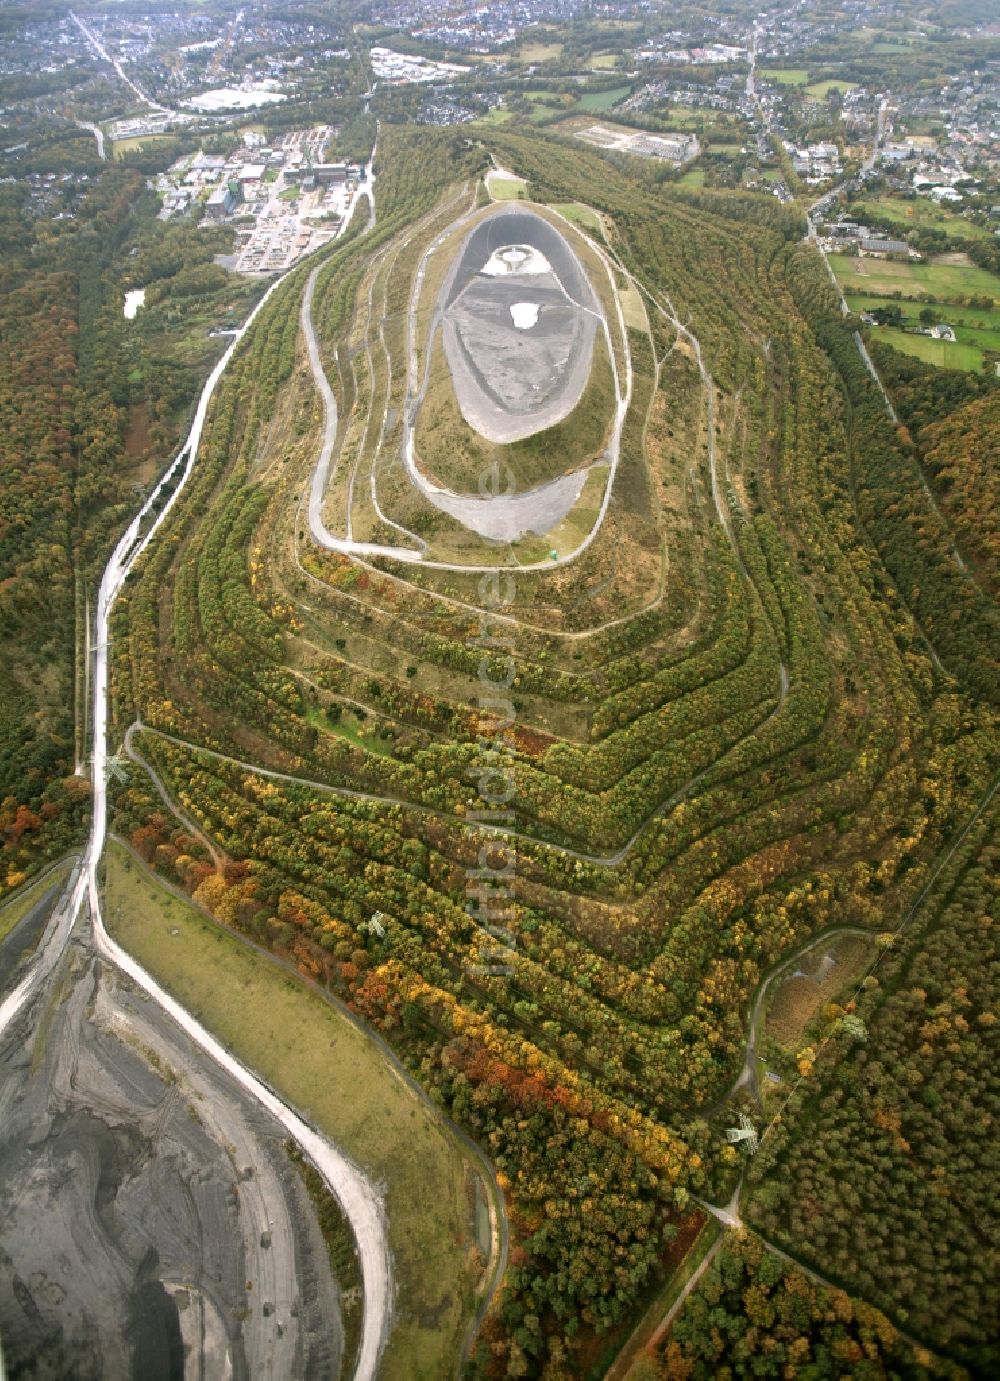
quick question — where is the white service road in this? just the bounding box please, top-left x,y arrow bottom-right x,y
0,216 -> 393,1381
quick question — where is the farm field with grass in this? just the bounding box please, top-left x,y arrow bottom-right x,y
828,251 -> 1000,303
760,67 -> 809,84
866,325 -> 984,371
805,78 -> 855,98
647,105 -> 741,131
852,194 -> 993,240
475,105 -> 513,126
111,131 -> 175,159
515,41 -> 563,63
844,294 -> 1000,334
577,85 -> 632,113
845,293 -> 1000,370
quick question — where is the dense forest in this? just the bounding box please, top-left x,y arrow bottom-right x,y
642,1232 -> 952,1380
919,392 -> 1000,598
102,123 -> 1000,1375
747,797 -> 999,1373
870,345 -> 1000,600
0,0 -> 995,1374
0,144 -> 260,895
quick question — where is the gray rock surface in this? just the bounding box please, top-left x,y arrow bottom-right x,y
0,924 -> 341,1381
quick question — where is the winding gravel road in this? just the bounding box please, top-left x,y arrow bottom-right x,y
400,200 -> 631,549
305,193 -> 634,571
304,264 -> 422,564
126,653 -> 785,876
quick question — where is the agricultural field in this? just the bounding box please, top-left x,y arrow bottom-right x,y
475,105 -> 513,126
805,78 -> 855,98
828,251 -> 1000,303
111,131 -> 176,159
852,194 -> 993,241
864,325 -> 983,372
760,67 -> 809,85
515,41 -> 564,64
836,254 -> 1000,370
102,122 -> 1000,1378
577,85 -> 632,113
644,104 -> 740,132
832,251 -> 1000,370
845,293 -> 1000,336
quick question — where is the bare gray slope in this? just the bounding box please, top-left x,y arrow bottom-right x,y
0,922 -> 341,1381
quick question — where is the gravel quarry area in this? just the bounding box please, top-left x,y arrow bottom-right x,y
438,205 -> 599,445
0,911 -> 342,1381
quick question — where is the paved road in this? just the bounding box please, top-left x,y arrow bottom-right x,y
74,118 -> 105,160
69,9 -> 173,114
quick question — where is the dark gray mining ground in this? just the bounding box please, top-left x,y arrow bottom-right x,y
0,912 -> 342,1381
0,880 -> 68,995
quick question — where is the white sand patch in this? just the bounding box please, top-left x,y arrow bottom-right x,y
482,243 -> 551,276
185,87 -> 287,112
510,301 -> 540,330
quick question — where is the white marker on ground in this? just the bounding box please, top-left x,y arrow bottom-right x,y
509,302 -> 540,330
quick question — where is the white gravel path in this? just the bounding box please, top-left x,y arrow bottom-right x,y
1,193 -> 395,1381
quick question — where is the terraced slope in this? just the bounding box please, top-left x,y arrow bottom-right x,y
106,127 -> 1000,1377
